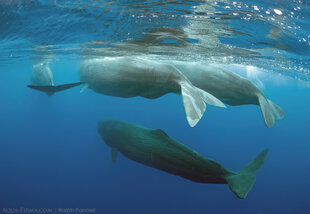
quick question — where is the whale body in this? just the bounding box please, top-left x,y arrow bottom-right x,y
31,57 -> 54,87
170,61 -> 285,128
79,57 -> 225,127
98,119 -> 269,199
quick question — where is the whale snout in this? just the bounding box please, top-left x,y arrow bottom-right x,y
97,120 -> 114,137
97,119 -> 129,148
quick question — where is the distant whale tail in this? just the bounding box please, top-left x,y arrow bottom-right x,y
27,82 -> 84,96
226,148 -> 269,199
257,94 -> 285,128
180,81 -> 226,127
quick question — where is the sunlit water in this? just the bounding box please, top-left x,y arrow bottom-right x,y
0,1 -> 309,214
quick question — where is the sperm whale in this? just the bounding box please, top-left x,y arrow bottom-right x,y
98,119 -> 269,199
30,55 -> 54,87
28,55 -> 83,96
170,61 -> 285,128
79,57 -> 226,127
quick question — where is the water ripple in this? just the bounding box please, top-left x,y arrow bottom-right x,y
0,0 -> 309,80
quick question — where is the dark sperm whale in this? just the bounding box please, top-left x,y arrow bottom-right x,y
98,119 -> 268,199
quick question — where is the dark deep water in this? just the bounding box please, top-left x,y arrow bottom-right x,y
0,1 -> 310,214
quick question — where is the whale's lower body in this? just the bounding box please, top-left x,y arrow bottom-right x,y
170,61 -> 285,127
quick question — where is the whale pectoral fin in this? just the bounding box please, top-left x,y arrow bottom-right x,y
258,94 -> 284,128
180,81 -> 225,127
80,83 -> 89,93
111,148 -> 118,163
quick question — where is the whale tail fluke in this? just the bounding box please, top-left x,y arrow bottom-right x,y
227,148 -> 269,199
258,94 -> 285,128
28,82 -> 84,96
180,81 -> 225,127
268,99 -> 285,120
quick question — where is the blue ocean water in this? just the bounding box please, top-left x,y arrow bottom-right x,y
0,1 -> 309,214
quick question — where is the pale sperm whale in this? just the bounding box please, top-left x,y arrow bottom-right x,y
98,119 -> 268,199
79,57 -> 226,127
169,61 -> 285,128
30,56 -> 54,87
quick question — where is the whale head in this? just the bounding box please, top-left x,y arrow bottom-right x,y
97,120 -> 117,143
97,120 -> 136,148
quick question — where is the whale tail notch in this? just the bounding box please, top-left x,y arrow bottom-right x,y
226,148 -> 269,199
28,82 -> 84,96
180,81 -> 226,127
258,94 -> 285,128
